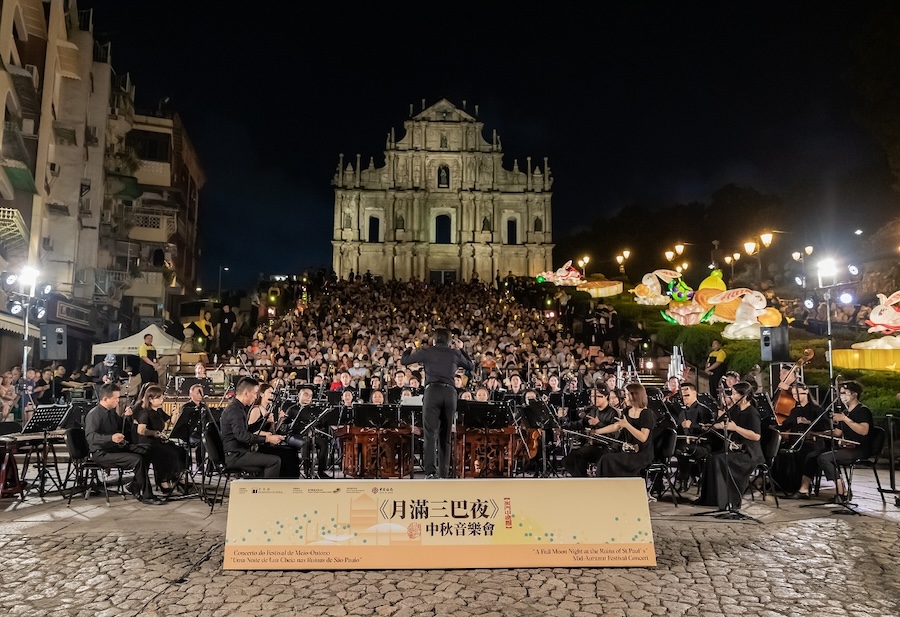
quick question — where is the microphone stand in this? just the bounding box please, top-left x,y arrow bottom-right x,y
692,403 -> 762,523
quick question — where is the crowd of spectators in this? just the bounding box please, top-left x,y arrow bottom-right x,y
223,277 -> 629,396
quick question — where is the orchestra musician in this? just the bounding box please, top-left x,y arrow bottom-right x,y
796,380 -> 872,502
473,386 -> 491,402
504,373 -> 528,404
219,377 -> 284,478
279,385 -> 330,478
694,381 -> 764,511
247,383 -> 299,478
771,382 -> 826,495
387,370 -> 407,405
85,383 -> 162,505
561,386 -> 619,477
133,385 -> 187,495
595,382 -> 655,478
673,382 -> 713,492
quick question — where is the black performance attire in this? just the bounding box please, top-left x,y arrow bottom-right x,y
801,403 -> 873,487
772,400 -> 827,493
696,405 -> 765,510
674,400 -> 714,488
400,343 -> 473,478
218,311 -> 237,356
247,411 -> 301,478
279,403 -> 330,478
597,407 -> 655,477
134,406 -> 187,488
84,403 -> 154,499
219,398 -> 281,478
561,404 -> 619,477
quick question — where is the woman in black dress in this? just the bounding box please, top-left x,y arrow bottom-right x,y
595,382 -> 655,477
695,381 -> 764,511
247,383 -> 300,478
134,385 -> 187,493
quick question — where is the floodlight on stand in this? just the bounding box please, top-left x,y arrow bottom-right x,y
30,299 -> 47,320
839,291 -> 854,305
795,276 -> 804,286
36,282 -> 52,298
1,271 -> 17,291
7,299 -> 23,315
20,267 -> 38,286
817,259 -> 837,278
848,265 -> 859,276
803,297 -> 815,310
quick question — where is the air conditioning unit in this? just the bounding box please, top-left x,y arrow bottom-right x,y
48,162 -> 60,177
41,236 -> 53,251
25,64 -> 40,89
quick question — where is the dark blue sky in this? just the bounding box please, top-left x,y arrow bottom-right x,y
83,1 -> 898,288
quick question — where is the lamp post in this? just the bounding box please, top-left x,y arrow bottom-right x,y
217,265 -> 229,301
792,245 -> 814,288
615,250 -> 630,274
744,232 -> 774,288
2,267 -> 51,411
724,255 -> 733,281
817,258 -> 838,382
577,256 -> 590,277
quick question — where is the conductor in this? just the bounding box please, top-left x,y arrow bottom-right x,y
401,328 -> 473,479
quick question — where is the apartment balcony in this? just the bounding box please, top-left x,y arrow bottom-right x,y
124,270 -> 167,299
125,208 -> 177,243
0,207 -> 29,262
1,121 -> 32,168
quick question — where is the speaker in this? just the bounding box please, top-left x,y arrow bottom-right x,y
760,324 -> 790,362
40,323 -> 67,360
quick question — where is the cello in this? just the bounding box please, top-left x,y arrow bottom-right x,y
772,349 -> 814,426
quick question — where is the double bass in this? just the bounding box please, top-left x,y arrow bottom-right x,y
772,349 -> 814,426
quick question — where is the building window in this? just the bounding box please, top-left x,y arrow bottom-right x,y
126,129 -> 171,162
534,216 -> 543,232
435,214 -> 451,244
437,165 -> 450,188
368,216 -> 381,243
506,219 -> 518,245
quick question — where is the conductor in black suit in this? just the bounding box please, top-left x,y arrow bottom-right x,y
400,328 -> 473,479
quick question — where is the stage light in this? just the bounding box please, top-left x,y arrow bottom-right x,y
30,299 -> 47,320
839,292 -> 854,305
1,272 -> 17,290
803,297 -> 815,310
795,276 -> 804,286
20,266 -> 38,286
36,282 -> 52,298
817,259 -> 837,278
848,265 -> 859,276
7,299 -> 23,315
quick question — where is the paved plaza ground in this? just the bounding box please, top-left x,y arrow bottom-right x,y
1,470 -> 899,617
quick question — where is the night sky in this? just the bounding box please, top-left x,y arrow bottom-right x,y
81,1 -> 899,288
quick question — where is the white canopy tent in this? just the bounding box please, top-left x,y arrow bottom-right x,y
91,324 -> 181,358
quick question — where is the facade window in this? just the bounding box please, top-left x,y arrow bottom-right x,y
435,214 -> 451,244
437,165 -> 450,188
126,129 -> 171,162
368,216 -> 381,243
506,218 -> 518,245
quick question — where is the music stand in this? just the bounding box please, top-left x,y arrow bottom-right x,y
523,399 -> 559,477
457,401 -> 509,477
352,404 -> 397,478
22,404 -> 69,496
398,400 -> 422,478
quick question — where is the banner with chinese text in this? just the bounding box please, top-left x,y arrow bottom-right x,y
224,478 -> 655,570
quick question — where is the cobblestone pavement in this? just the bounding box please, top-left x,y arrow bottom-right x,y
1,473 -> 899,617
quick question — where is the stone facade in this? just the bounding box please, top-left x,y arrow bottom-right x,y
332,99 -> 554,282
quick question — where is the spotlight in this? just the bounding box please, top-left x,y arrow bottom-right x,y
794,276 -> 804,286
803,297 -> 815,310
848,265 -> 859,276
2,271 -> 18,290
30,300 -> 47,320
7,299 -> 23,315
839,292 -> 854,305
36,282 -> 52,298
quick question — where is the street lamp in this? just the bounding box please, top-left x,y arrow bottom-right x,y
577,256 -> 590,277
615,255 -> 625,273
217,265 -> 229,301
744,231 -> 774,288
792,245 -> 813,288
724,255 -> 734,281
1,267 -> 51,403
674,243 -> 685,256
665,250 -> 675,262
